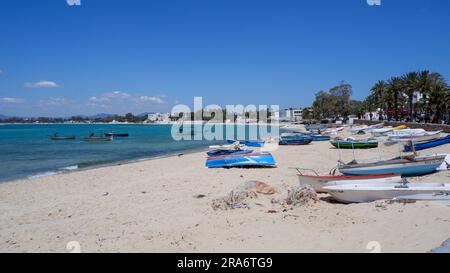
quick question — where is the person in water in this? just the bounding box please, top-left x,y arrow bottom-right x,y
54,133 -> 59,137
90,133 -> 94,137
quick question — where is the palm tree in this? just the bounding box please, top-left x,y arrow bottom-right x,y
370,80 -> 387,109
416,70 -> 432,122
401,72 -> 419,121
428,73 -> 448,123
387,77 -> 403,121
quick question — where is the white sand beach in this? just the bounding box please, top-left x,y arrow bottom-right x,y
1,135 -> 450,253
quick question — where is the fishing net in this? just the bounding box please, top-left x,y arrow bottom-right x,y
211,182 -> 318,211
211,188 -> 258,210
278,185 -> 319,207
211,181 -> 275,210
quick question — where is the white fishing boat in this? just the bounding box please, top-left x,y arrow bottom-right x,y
351,123 -> 384,134
371,125 -> 407,137
324,182 -> 450,203
297,173 -> 403,193
281,124 -> 308,133
386,130 -> 441,143
209,142 -> 247,151
371,126 -> 393,137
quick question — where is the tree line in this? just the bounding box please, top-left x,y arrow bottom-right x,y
311,71 -> 449,124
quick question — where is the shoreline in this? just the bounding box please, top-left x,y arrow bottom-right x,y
0,145 -> 210,185
1,131 -> 450,252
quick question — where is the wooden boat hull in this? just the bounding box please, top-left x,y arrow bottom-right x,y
298,173 -> 402,193
338,155 -> 446,176
205,152 -> 276,168
324,183 -> 450,203
331,141 -> 378,149
404,135 -> 450,152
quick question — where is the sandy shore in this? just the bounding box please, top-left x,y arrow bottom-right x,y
1,135 -> 450,253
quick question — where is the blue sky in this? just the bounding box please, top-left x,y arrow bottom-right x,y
1,0 -> 450,117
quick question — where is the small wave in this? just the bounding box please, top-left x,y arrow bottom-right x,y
28,171 -> 60,180
60,165 -> 78,171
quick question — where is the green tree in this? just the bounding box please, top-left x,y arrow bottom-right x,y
401,72 -> 419,121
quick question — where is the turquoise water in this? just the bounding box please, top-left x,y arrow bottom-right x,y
0,124 -> 277,182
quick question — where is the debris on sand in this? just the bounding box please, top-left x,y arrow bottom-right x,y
254,181 -> 276,195
211,189 -> 258,210
193,194 -> 206,199
212,182 -> 319,211
386,199 -> 417,205
274,185 -> 319,208
211,181 -> 275,210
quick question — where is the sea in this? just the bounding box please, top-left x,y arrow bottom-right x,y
0,123 -> 277,182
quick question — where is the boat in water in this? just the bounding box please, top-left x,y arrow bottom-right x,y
50,134 -> 76,140
205,152 -> 276,168
105,132 -> 129,137
404,135 -> 450,152
324,181 -> 450,203
338,154 -> 446,176
330,137 -> 378,149
296,170 -> 402,193
84,135 -> 113,142
279,133 -> 313,145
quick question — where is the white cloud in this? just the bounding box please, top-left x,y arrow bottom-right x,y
39,97 -> 70,106
0,97 -> 22,104
24,80 -> 60,89
88,91 -> 132,103
140,96 -> 165,104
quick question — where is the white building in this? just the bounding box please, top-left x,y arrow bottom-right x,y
279,108 -> 303,122
412,91 -> 424,104
146,113 -> 171,124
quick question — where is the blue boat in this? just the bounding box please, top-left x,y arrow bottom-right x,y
226,140 -> 265,147
206,149 -> 253,157
311,135 -> 331,141
338,154 -> 446,177
205,152 -> 277,168
404,135 -> 450,152
279,134 -> 313,145
305,124 -> 329,132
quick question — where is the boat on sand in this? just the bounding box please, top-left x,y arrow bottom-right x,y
330,137 -> 378,149
279,134 -> 313,145
404,135 -> 450,152
207,142 -> 252,157
296,172 -> 402,193
227,140 -> 265,147
205,152 -> 276,168
338,154 -> 446,176
324,182 -> 450,203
